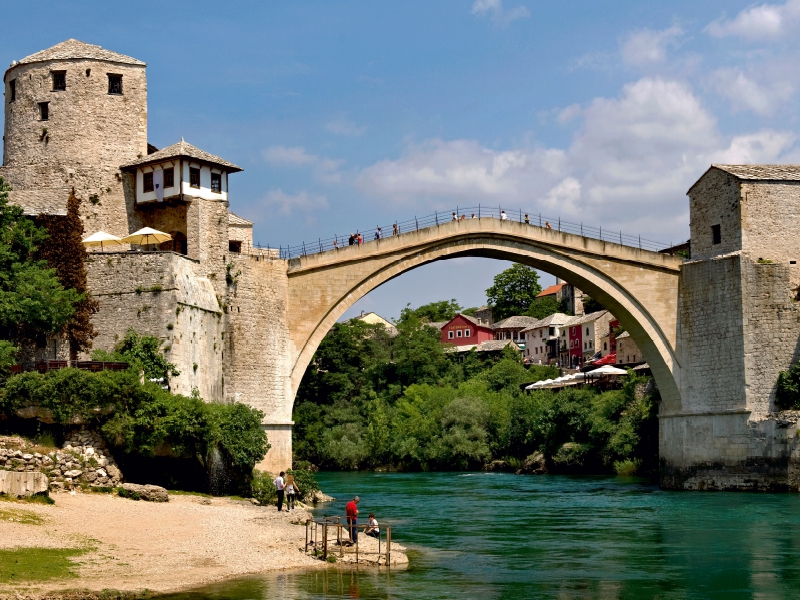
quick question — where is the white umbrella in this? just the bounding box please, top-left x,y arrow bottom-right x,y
81,231 -> 122,251
120,227 -> 172,247
588,365 -> 629,376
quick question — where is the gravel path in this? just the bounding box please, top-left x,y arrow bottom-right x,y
0,492 -> 351,597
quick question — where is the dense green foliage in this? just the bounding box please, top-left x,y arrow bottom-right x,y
0,367 -> 269,478
399,299 -> 462,323
527,296 -> 571,319
92,328 -> 180,381
293,317 -> 659,475
776,359 -> 800,409
583,296 -> 604,313
0,177 -> 81,355
485,264 -> 543,320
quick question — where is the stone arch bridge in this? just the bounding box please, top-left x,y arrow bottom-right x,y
284,218 -> 683,414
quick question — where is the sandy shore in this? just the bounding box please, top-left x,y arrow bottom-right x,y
0,491 -> 406,599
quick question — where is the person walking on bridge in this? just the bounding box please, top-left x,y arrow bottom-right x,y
393,223 -> 399,236
274,471 -> 286,512
501,210 -> 508,220
348,234 -> 355,246
346,496 -> 360,544
375,227 -> 382,240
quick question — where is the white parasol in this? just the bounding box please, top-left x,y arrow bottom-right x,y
120,227 -> 173,247
81,231 -> 122,251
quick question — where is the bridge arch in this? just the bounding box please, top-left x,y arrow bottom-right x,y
286,219 -> 682,415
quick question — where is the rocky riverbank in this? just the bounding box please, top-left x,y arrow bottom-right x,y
0,489 -> 406,599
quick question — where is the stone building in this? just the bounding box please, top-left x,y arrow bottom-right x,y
615,331 -> 643,364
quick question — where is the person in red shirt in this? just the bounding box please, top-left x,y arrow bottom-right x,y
345,496 -> 360,544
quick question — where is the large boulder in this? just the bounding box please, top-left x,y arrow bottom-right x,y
516,452 -> 548,475
310,490 -> 335,503
484,460 -> 514,473
120,483 -> 169,502
0,469 -> 49,497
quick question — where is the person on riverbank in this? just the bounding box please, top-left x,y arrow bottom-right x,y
366,513 -> 380,538
285,474 -> 301,510
274,471 -> 286,512
346,496 -> 360,544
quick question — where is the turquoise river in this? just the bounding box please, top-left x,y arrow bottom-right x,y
161,472 -> 800,599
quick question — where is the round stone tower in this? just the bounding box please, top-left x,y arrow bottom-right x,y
2,39 -> 148,234
3,38 -> 147,169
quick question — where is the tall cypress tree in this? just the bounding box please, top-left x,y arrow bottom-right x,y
36,189 -> 98,358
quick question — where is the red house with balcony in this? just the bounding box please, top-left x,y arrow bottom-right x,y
440,314 -> 494,347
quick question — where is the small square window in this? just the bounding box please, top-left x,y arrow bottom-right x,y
190,168 -> 200,188
38,102 -> 49,121
211,172 -> 222,193
464,329 -> 470,337
9,79 -> 15,103
163,167 -> 174,188
108,74 -> 123,95
52,71 -> 66,91
143,172 -> 154,193
228,240 -> 242,253
712,224 -> 721,245
448,331 -> 454,339
456,330 -> 462,338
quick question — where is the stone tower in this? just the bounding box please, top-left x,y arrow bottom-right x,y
1,39 -> 148,234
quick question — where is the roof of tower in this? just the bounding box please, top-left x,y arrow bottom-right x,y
688,164 -> 800,194
228,212 -> 253,226
121,140 -> 242,172
13,39 -> 145,68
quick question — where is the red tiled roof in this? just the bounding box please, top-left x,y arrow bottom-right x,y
536,283 -> 566,298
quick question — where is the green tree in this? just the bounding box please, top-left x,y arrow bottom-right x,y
399,299 -> 462,323
392,313 -> 454,388
0,177 -> 81,354
777,360 -> 800,409
486,264 -> 542,320
92,328 -> 179,381
583,296 -> 604,313
527,296 -> 560,319
36,190 -> 99,358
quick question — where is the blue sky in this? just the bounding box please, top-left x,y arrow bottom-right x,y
3,0 -> 800,320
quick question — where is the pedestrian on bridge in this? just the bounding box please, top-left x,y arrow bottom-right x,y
375,227 -> 382,240
545,221 -> 552,229
452,212 -> 457,221
524,214 -> 530,224
501,210 -> 508,220
357,233 -> 363,245
274,471 -> 286,511
393,223 -> 399,236
348,234 -> 355,246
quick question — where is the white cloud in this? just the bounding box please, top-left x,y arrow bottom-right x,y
558,104 -> 581,124
711,129 -> 797,163
356,139 -> 567,206
620,25 -> 684,65
263,145 -> 317,166
263,145 -> 343,183
707,68 -> 794,115
355,77 -> 799,241
326,119 -> 366,136
471,0 -> 530,25
260,189 -> 328,215
706,0 -> 800,40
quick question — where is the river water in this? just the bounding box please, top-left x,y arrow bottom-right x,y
161,471 -> 800,599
